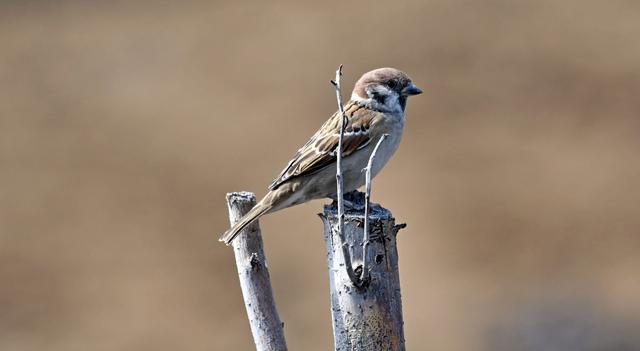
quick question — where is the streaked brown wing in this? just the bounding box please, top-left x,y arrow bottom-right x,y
268,101 -> 379,190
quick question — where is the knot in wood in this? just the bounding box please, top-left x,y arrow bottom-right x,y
249,252 -> 263,270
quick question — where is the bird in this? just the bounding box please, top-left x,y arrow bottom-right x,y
220,67 -> 422,245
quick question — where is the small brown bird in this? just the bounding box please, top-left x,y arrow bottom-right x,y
220,68 -> 422,244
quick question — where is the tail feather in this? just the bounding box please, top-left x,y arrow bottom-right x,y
219,204 -> 271,245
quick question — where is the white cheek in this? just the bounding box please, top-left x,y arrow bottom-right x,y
383,93 -> 400,111
350,93 -> 370,103
350,87 -> 404,115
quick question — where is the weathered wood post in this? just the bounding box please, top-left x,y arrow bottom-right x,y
320,191 -> 406,351
225,192 -> 287,351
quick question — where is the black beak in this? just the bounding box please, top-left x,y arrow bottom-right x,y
402,83 -> 423,96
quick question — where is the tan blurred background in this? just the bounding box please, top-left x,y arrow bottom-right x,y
2,1 -> 640,350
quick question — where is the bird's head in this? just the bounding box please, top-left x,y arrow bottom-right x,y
351,67 -> 422,114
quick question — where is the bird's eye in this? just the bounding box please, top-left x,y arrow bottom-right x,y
387,80 -> 397,89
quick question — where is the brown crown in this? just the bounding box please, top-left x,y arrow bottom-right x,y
352,68 -> 412,99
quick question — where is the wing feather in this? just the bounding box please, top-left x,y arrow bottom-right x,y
268,101 -> 379,190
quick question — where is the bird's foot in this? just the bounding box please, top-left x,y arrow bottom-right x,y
330,191 -> 366,211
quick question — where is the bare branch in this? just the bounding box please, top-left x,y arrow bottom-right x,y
361,133 -> 389,284
332,64 -> 360,287
226,192 -> 287,351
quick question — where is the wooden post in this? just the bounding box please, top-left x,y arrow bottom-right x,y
320,191 -> 407,351
226,192 -> 287,351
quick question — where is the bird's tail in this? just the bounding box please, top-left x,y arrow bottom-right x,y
219,202 -> 272,245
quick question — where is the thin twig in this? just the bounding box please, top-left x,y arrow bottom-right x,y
331,65 -> 360,287
361,134 -> 389,284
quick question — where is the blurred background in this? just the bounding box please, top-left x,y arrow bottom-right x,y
2,1 -> 640,350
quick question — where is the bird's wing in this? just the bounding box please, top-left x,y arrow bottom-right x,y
268,101 -> 379,190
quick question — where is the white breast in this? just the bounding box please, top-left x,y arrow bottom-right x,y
369,117 -> 404,179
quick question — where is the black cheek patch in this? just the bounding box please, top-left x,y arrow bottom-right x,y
371,91 -> 386,104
